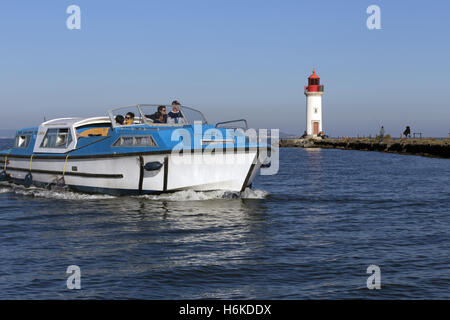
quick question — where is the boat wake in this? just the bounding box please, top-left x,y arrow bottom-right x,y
0,183 -> 115,200
0,183 -> 269,201
139,188 -> 269,201
0,187 -> 11,194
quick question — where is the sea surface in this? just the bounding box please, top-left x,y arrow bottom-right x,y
0,138 -> 449,299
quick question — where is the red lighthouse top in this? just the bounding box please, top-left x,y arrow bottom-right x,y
309,69 -> 319,79
305,69 -> 324,93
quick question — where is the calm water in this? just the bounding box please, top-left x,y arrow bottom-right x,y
0,138 -> 449,299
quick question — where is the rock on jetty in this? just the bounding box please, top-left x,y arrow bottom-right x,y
280,138 -> 450,158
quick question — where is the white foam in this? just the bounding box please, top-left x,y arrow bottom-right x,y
0,187 -> 12,194
0,183 -> 268,201
3,185 -> 115,200
140,188 -> 269,201
240,188 -> 270,199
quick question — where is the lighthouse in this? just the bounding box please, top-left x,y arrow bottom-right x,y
304,69 -> 324,137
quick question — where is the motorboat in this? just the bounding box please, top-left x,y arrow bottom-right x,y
0,104 -> 269,195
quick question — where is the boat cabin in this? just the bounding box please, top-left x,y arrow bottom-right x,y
11,104 -> 210,155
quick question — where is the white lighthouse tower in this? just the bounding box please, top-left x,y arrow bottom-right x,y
304,69 -> 324,137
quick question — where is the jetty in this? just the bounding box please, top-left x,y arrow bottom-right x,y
280,137 -> 450,158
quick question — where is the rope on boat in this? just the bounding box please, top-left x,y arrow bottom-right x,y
29,155 -> 34,172
23,155 -> 34,188
62,155 -> 69,177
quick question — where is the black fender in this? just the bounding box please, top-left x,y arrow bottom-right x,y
56,176 -> 66,187
24,173 -> 33,188
0,170 -> 7,182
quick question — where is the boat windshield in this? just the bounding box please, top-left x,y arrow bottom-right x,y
108,104 -> 208,128
109,105 -> 144,127
179,106 -> 208,125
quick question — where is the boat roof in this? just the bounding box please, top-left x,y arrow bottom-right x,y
41,117 -> 111,128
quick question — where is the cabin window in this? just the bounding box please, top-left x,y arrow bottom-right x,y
78,127 -> 110,137
113,135 -> 157,147
40,128 -> 73,149
14,134 -> 32,148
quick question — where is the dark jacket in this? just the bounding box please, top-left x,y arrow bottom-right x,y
404,127 -> 411,135
146,113 -> 167,123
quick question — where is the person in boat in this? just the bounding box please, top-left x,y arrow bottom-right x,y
124,112 -> 135,125
168,100 -> 184,124
151,112 -> 166,123
157,105 -> 167,123
146,106 -> 167,123
115,115 -> 125,125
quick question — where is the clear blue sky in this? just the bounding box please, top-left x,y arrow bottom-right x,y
0,0 -> 449,137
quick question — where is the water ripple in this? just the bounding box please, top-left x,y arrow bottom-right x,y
0,142 -> 449,299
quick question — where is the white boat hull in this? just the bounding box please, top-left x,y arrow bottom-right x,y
1,150 -> 262,195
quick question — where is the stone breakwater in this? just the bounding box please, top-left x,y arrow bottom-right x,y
280,138 -> 450,158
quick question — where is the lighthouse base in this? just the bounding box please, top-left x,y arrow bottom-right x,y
300,135 -> 324,141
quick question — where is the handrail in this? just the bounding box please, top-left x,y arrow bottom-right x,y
304,85 -> 325,92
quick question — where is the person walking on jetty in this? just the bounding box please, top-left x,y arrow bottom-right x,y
379,126 -> 385,142
403,126 -> 411,139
